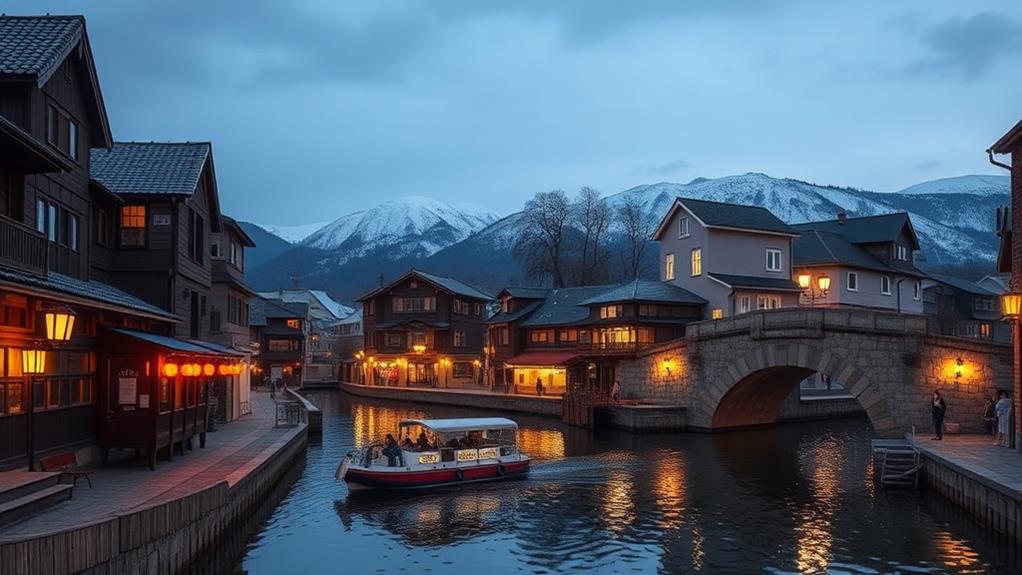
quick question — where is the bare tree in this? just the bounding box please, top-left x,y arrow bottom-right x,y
619,195 -> 651,279
513,190 -> 571,287
571,186 -> 611,285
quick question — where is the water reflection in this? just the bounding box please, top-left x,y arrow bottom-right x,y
231,392 -> 1022,575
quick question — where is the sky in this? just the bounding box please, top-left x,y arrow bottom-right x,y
6,1 -> 1022,224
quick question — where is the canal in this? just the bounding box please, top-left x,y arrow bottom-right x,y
229,391 -> 1020,574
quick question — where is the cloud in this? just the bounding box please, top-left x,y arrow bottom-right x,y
633,158 -> 690,177
904,12 -> 1022,80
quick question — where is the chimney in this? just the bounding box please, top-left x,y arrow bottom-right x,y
837,211 -> 848,225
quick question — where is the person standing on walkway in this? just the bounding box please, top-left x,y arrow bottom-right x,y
983,397 -> 997,436
995,391 -> 1012,447
535,377 -> 544,397
930,390 -> 947,440
611,378 -> 621,402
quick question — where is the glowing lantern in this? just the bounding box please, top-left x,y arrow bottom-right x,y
412,344 -> 426,354
22,349 -> 46,374
1002,293 -> 1022,319
797,273 -> 812,290
163,362 -> 179,378
816,273 -> 831,293
203,363 -> 215,376
232,363 -> 242,375
45,310 -> 76,342
218,364 -> 230,376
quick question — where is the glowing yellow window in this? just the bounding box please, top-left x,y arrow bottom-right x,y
711,308 -> 723,320
691,248 -> 702,276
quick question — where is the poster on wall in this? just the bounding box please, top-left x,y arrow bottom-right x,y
118,370 -> 138,405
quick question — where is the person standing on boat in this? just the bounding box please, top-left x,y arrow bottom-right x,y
383,434 -> 401,466
536,377 -> 544,397
930,390 -> 947,441
994,391 -> 1012,447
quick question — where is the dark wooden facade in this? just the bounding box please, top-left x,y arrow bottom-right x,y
252,298 -> 307,389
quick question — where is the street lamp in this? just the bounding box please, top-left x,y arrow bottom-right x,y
1002,292 -> 1022,319
798,272 -> 829,306
44,309 -> 76,342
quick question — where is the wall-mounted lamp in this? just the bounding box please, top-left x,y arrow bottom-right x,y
954,357 -> 964,380
44,309 -> 76,342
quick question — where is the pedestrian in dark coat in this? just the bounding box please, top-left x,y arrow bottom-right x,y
931,390 -> 947,440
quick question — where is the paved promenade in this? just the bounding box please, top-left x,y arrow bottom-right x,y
914,434 -> 1022,495
0,391 -> 291,540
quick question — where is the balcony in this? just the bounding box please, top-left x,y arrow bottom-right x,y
0,214 -> 47,275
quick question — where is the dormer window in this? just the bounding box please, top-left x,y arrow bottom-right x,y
894,244 -> 909,261
600,305 -> 622,319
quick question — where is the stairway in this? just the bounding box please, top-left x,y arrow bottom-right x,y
0,471 -> 73,528
871,439 -> 921,489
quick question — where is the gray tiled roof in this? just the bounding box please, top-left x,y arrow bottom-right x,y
487,300 -> 544,324
520,285 -> 609,327
249,298 -> 267,327
679,197 -> 796,235
0,265 -> 178,320
90,142 -> 210,195
0,15 -> 82,77
793,213 -> 916,247
926,273 -> 997,297
500,287 -> 550,299
261,298 -> 308,319
708,273 -> 801,291
579,279 -> 706,306
414,270 -> 493,301
793,230 -> 893,272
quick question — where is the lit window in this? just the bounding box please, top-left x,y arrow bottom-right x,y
980,323 -> 992,339
678,217 -> 689,238
765,249 -> 782,272
691,248 -> 702,277
453,331 -> 466,347
881,275 -> 891,295
286,319 -> 301,329
846,272 -> 858,292
711,308 -> 723,319
120,205 -> 146,246
664,253 -> 675,281
600,305 -> 622,319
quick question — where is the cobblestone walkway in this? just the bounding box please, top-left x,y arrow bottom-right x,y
0,391 -> 293,539
914,434 -> 1022,495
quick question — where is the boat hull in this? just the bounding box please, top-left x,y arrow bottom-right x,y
344,459 -> 530,490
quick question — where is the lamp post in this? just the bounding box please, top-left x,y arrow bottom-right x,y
22,348 -> 46,469
1002,292 -> 1022,450
797,272 -> 830,306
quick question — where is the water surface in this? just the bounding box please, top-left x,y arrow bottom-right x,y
232,391 -> 1020,574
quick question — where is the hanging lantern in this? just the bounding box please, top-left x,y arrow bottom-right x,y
45,310 -> 76,342
22,349 -> 46,374
163,362 -> 179,378
218,364 -> 230,376
203,363 -> 215,376
1002,292 -> 1022,319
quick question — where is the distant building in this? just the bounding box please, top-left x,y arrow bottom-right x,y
359,270 -> 492,388
977,273 -> 1009,295
332,308 -> 363,383
924,274 -> 1010,343
257,288 -> 352,384
653,197 -> 801,318
249,297 -> 309,388
488,279 -> 704,397
792,213 -> 925,313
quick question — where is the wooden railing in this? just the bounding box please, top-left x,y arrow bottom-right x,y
0,214 -> 47,274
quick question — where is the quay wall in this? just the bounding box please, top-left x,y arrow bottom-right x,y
287,388 -> 323,434
919,450 -> 1022,542
0,423 -> 308,575
339,381 -> 562,417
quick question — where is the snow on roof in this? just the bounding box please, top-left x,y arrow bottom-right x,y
399,417 -> 519,433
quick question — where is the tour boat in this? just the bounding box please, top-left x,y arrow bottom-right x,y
336,417 -> 530,490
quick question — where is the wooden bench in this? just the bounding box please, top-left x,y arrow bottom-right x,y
39,452 -> 94,488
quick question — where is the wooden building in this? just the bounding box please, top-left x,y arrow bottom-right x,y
489,279 -> 705,397
249,297 -> 308,388
358,270 -> 492,389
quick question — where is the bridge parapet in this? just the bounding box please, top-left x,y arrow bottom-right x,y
686,308 -> 929,341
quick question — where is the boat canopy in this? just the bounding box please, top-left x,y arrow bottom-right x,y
399,418 -> 518,434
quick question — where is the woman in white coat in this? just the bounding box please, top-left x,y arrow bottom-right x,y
994,391 -> 1012,447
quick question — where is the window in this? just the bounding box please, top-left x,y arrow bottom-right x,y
913,281 -> 921,301
229,240 -> 239,267
95,209 -> 110,246
286,319 -> 301,329
691,248 -> 702,276
678,217 -> 690,238
474,303 -> 482,317
664,253 -> 675,281
638,304 -> 657,317
227,295 -> 249,326
711,308 -> 723,319
210,242 -> 221,258
453,362 -> 472,378
980,323 -> 992,339
739,295 -> 752,314
47,203 -> 57,242
366,301 -> 375,316
529,330 -> 552,344
67,213 -> 78,251
881,275 -> 891,295
0,294 -> 29,328
268,339 -> 300,351
47,104 -> 77,160
120,205 -> 146,246
209,309 -> 222,333
393,297 -> 436,313
188,208 -> 204,263
846,271 -> 858,292
974,298 -> 995,311
894,244 -> 909,261
600,305 -> 622,319
757,295 -> 781,309
559,329 -> 578,343
765,249 -> 782,272
385,333 -> 403,347
453,331 -> 466,348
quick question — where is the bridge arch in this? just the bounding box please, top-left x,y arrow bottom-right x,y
705,342 -> 895,434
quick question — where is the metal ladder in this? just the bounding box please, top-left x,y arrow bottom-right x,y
873,428 -> 922,489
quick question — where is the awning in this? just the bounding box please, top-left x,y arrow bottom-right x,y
185,339 -> 247,357
107,328 -> 238,357
504,351 -> 579,367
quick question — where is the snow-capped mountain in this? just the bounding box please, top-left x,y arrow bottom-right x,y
893,175 -> 1009,197
301,195 -> 499,262
251,221 -> 329,244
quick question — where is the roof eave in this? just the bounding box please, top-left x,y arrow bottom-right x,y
989,118 -> 1022,155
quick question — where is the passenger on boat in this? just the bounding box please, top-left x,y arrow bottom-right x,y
416,432 -> 431,450
383,434 -> 401,466
401,437 -> 414,449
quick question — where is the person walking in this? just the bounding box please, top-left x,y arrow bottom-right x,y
983,397 -> 997,436
994,391 -> 1012,447
930,390 -> 947,440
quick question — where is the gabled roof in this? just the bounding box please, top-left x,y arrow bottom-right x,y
497,286 -> 550,300
578,279 -> 706,306
793,213 -> 920,250
486,300 -> 544,325
926,273 -> 998,297
794,230 -> 893,272
0,15 -> 112,147
519,285 -> 614,327
221,215 -> 256,248
989,118 -> 1022,155
90,142 -> 211,195
358,269 -> 493,302
653,197 -> 797,240
260,297 -> 308,319
708,273 -> 802,292
0,265 -> 178,321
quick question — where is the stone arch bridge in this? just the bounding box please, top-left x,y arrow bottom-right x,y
617,308 -> 1011,436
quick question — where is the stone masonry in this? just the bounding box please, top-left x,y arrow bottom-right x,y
617,308 -> 1012,436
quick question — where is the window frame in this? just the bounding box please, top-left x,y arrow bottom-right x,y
664,253 -> 675,281
881,275 -> 892,296
690,248 -> 702,277
119,205 -> 147,247
678,217 -> 689,238
765,248 -> 782,272
846,271 -> 858,292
